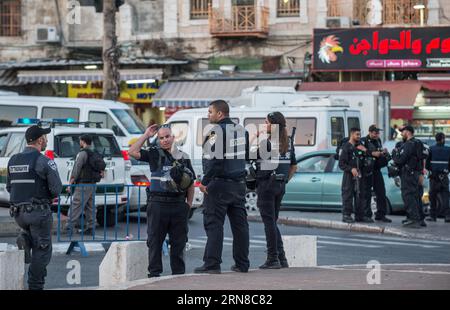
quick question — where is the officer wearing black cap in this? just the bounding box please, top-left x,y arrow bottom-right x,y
195,100 -> 250,274
7,125 -> 62,290
361,125 -> 392,223
251,112 -> 297,269
426,132 -> 450,223
392,125 -> 423,228
128,124 -> 195,278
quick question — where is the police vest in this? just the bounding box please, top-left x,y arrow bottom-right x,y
8,151 -> 52,204
429,144 -> 450,173
149,149 -> 181,194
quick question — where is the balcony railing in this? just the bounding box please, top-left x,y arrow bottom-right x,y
209,5 -> 269,38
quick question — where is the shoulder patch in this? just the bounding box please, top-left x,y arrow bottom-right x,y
48,160 -> 57,171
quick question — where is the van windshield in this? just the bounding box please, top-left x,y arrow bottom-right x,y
111,109 -> 145,134
54,134 -> 122,159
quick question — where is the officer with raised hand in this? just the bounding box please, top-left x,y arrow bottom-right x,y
392,125 -> 422,229
128,124 -> 195,278
426,132 -> 450,223
7,125 -> 62,290
195,100 -> 250,274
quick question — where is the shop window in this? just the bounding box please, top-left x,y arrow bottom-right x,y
190,0 -> 211,19
0,0 -> 21,36
277,0 -> 300,17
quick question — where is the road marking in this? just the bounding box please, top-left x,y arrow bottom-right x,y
188,238 -> 265,248
317,240 -> 382,248
318,235 -> 440,248
353,234 -> 450,246
319,266 -> 450,276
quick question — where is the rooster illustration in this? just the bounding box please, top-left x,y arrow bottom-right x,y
318,35 -> 344,64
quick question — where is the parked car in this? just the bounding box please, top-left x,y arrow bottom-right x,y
0,119 -> 131,226
244,150 -> 429,214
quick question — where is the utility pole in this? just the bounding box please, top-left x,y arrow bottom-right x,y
102,0 -> 121,100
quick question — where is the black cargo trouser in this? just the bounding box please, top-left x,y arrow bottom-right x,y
14,206 -> 53,290
429,176 -> 450,218
146,198 -> 189,277
400,169 -> 421,222
365,169 -> 388,218
202,179 -> 250,271
257,178 -> 286,260
341,172 -> 366,220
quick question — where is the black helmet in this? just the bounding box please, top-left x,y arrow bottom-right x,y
160,163 -> 194,192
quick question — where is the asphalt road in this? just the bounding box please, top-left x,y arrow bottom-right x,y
1,210 -> 450,289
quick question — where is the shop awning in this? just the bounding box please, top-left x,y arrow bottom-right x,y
391,108 -> 414,120
298,81 -> 423,107
153,78 -> 300,108
421,81 -> 450,92
0,70 -> 20,86
17,69 -> 163,84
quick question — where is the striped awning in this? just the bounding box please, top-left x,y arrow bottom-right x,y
17,69 -> 163,84
153,78 -> 300,108
0,70 -> 20,86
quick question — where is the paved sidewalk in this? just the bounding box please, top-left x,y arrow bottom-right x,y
98,264 -> 450,290
248,211 -> 450,241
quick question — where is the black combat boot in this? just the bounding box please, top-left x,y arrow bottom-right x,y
278,255 -> 289,268
259,257 -> 281,269
16,231 -> 32,264
342,215 -> 355,223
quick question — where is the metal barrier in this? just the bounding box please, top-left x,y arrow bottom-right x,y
56,184 -> 149,255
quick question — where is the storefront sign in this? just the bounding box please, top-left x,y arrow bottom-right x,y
68,82 -> 160,104
313,27 -> 450,71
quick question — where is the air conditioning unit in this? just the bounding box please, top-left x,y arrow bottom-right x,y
326,16 -> 351,28
36,27 -> 60,43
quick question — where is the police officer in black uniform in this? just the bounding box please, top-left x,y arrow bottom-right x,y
195,100 -> 250,274
251,112 -> 297,269
128,124 -> 195,278
392,125 -> 422,228
7,125 -> 63,290
426,132 -> 450,223
339,128 -> 371,223
361,125 -> 392,223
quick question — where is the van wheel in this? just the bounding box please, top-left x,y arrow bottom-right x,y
245,191 -> 258,212
96,207 -> 123,228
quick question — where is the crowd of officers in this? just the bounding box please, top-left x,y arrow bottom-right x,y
339,125 -> 450,228
7,103 -> 450,290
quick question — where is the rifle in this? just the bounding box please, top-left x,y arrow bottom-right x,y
354,148 -> 363,198
290,127 -> 297,151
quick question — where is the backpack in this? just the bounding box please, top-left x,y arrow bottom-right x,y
85,149 -> 107,182
334,137 -> 349,160
414,139 -> 428,161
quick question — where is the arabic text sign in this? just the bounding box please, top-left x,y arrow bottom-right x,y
313,27 -> 450,71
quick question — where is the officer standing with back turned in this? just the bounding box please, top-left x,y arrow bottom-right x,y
195,100 -> 250,274
426,132 -> 450,223
7,125 -> 63,290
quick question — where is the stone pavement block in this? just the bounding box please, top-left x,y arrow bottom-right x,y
282,235 -> 317,267
99,241 -> 148,287
0,247 -> 25,290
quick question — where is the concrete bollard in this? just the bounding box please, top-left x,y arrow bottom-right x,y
282,235 -> 317,267
0,244 -> 25,290
99,241 -> 148,287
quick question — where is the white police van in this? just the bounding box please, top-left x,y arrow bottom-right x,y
0,119 -> 131,226
0,96 -> 146,148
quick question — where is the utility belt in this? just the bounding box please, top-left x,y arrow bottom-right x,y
213,177 -> 246,184
257,172 -> 287,183
9,201 -> 51,217
148,193 -> 185,203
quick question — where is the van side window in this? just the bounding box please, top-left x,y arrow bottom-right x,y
89,111 -> 125,137
244,117 -> 316,147
0,134 -> 8,156
4,133 -> 25,157
0,105 -> 37,127
169,122 -> 189,146
348,117 -> 360,136
331,117 -> 345,146
42,107 -> 80,123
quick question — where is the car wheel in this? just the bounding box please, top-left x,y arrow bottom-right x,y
245,191 -> 258,212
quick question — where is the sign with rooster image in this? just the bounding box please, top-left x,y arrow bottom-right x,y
313,27 -> 450,71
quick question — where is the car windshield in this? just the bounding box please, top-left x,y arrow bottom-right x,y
111,109 -> 145,134
54,134 -> 122,158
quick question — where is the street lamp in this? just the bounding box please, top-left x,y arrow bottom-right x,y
413,4 -> 426,27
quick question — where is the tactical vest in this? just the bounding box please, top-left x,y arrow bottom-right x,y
78,149 -> 96,183
149,149 -> 181,194
429,144 -> 450,173
8,151 -> 52,204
